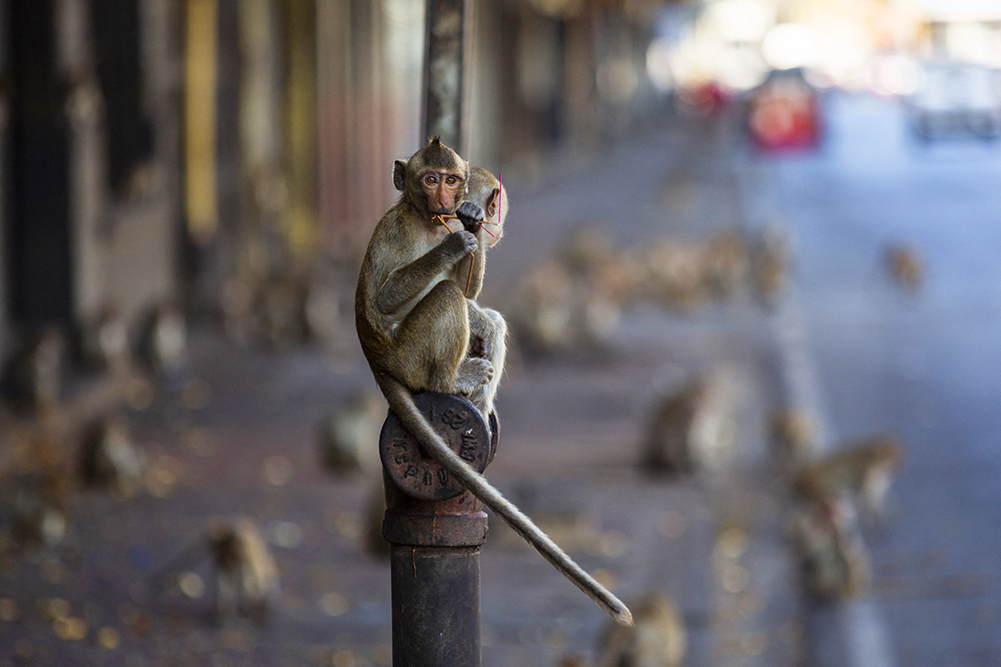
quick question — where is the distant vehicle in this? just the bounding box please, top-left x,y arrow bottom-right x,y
747,68 -> 823,151
909,62 -> 1001,140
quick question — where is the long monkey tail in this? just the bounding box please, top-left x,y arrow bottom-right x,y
375,372 -> 634,628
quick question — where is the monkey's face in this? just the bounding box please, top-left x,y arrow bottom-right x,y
420,169 -> 464,215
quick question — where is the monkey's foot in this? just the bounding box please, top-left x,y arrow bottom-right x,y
454,357 -> 493,394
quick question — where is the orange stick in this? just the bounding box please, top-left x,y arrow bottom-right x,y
434,215 -> 475,296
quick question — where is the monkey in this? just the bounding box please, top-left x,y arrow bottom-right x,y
0,328 -> 65,418
638,238 -> 710,311
751,226 -> 788,305
134,302 -> 188,376
560,226 -> 616,278
769,408 -> 816,469
317,391 -> 386,473
355,137 -> 494,416
455,166 -> 508,418
75,306 -> 131,374
641,376 -> 734,475
209,517 -> 281,621
883,242 -> 923,292
793,435 -> 903,522
509,260 -> 576,355
0,427 -> 75,552
702,230 -> 750,300
356,140 -> 631,627
4,470 -> 72,552
596,592 -> 686,667
509,259 -> 623,356
150,516 -> 280,622
642,381 -> 704,474
78,413 -> 144,497
790,496 -> 872,599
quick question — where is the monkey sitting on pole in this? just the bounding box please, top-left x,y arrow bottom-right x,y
355,137 -> 504,419
355,138 -> 632,627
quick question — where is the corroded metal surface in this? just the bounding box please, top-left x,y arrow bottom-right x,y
380,392 -> 490,501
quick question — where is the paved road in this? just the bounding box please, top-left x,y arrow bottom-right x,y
17,95 -> 988,667
749,92 -> 1001,667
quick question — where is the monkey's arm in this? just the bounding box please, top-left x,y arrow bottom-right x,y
376,231 -> 478,315
454,241 -> 487,299
375,371 -> 633,627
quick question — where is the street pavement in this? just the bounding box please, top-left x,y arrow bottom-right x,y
749,92 -> 1001,667
2,96 -> 965,667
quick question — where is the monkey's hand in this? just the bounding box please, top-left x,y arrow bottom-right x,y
442,229 -> 479,261
455,201 -> 485,234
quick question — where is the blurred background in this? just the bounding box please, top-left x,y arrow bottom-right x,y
1,0 -> 1001,665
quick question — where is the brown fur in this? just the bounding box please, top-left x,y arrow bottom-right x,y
356,138 -> 493,402
455,167 -> 509,416
794,435 -> 903,520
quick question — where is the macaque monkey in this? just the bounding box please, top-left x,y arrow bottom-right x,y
510,260 -> 576,354
355,137 -> 494,415
5,470 -> 71,551
76,306 -> 131,373
791,496 -> 872,599
78,413 -> 144,497
596,593 -> 686,667
641,376 -> 734,475
0,329 -> 65,417
317,391 -> 385,472
456,166 -> 508,417
793,435 -> 902,521
358,141 -> 631,627
752,226 -> 788,304
769,408 -> 816,468
209,517 -> 281,621
884,242 -> 923,292
135,302 -> 188,376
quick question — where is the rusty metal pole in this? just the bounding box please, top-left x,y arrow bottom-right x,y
381,391 -> 495,667
421,0 -> 466,151
384,5 -> 482,663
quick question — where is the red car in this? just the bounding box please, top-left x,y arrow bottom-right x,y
747,69 -> 823,150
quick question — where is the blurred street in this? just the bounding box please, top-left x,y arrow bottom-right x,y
751,93 -> 1001,667
3,89 -> 1001,667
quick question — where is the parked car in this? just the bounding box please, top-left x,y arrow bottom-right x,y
747,68 -> 823,151
909,62 -> 1001,140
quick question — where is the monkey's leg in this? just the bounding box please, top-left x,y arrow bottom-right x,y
467,305 -> 507,417
390,281 -> 492,396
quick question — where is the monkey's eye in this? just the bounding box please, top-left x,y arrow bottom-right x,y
424,174 -> 438,186
445,175 -> 458,185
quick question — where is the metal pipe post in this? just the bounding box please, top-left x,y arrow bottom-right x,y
421,0 -> 466,151
381,393 -> 493,667
391,546 -> 481,666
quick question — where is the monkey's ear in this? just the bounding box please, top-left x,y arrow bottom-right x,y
393,160 -> 407,191
485,187 -> 500,218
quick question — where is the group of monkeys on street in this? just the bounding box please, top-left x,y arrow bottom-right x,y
0,303 -> 190,553
0,134 -> 911,664
640,368 -> 902,603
